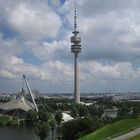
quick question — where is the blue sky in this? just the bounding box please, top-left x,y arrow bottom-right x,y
1,0 -> 140,93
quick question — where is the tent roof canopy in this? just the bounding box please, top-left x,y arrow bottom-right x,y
0,95 -> 35,112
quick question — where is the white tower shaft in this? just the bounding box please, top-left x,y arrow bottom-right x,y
74,53 -> 80,103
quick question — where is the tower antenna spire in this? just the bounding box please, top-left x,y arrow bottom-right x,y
74,3 -> 77,32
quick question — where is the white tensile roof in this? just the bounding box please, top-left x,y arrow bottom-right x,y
0,95 -> 35,112
62,113 -> 74,122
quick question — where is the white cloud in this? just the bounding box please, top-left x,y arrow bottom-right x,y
25,40 -> 70,61
79,0 -> 140,17
0,70 -> 14,79
0,36 -> 22,56
81,61 -> 139,82
7,2 -> 62,40
10,56 -> 24,65
78,9 -> 140,63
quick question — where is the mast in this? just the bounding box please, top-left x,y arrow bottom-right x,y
71,3 -> 82,103
23,75 -> 38,112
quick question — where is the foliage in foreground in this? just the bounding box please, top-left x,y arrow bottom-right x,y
62,117 -> 95,140
55,110 -> 63,125
35,122 -> 50,140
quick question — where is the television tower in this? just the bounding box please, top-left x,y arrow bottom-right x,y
71,4 -> 81,103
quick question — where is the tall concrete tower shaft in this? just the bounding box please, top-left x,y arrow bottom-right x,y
71,4 -> 81,103
74,53 -> 80,103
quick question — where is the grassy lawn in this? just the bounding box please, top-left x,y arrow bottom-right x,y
78,118 -> 140,140
128,134 -> 140,140
0,115 -> 18,126
0,115 -> 11,125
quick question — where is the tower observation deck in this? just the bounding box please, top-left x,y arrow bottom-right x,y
71,4 -> 81,104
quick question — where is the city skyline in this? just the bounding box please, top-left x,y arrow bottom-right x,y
1,0 -> 140,93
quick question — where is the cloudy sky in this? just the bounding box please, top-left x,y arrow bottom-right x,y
1,0 -> 140,93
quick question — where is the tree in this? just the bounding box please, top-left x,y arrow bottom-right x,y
35,122 -> 50,140
26,110 -> 38,123
55,110 -> 63,125
118,104 -> 131,117
62,118 -> 94,140
70,104 -> 78,118
38,110 -> 50,122
70,104 -> 90,118
55,111 -> 63,140
78,104 -> 90,117
49,119 -> 56,140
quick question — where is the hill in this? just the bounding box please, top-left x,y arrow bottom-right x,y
78,118 -> 140,140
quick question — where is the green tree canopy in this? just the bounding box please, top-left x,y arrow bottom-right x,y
38,110 -> 50,122
55,110 -> 63,125
26,110 -> 38,123
49,119 -> 56,140
35,122 -> 50,140
62,118 -> 94,140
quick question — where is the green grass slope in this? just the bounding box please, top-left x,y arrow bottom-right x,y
79,118 -> 140,140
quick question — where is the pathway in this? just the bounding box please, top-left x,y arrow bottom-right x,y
112,127 -> 140,140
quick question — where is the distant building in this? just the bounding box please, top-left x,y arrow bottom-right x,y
102,108 -> 118,118
112,96 -> 127,102
0,95 -> 35,112
80,102 -> 93,106
62,113 -> 74,122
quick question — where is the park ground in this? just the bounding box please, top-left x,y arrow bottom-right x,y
79,118 -> 140,140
